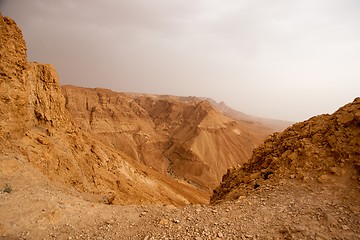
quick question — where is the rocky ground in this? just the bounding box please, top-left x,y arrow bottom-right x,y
1,152 -> 359,240
212,98 -> 360,205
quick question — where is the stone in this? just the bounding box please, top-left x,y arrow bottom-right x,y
295,171 -> 305,180
195,208 -> 202,213
159,218 -> 169,225
337,112 -> 354,124
324,213 -> 338,226
288,152 -> 299,161
342,225 -> 350,230
317,175 -> 331,183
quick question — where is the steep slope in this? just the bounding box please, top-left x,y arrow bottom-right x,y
62,87 -> 273,190
159,100 -> 269,189
0,14 -> 208,206
211,97 -> 360,203
61,86 -> 170,175
134,95 -> 273,189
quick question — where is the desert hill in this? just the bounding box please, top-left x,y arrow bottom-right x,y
205,99 -> 293,132
62,86 -> 274,190
211,97 -> 360,203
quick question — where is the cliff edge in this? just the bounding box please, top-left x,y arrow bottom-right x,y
0,14 -> 209,206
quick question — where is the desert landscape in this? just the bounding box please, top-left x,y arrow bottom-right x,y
0,12 -> 359,240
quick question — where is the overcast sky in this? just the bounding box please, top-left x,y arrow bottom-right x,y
1,0 -> 359,121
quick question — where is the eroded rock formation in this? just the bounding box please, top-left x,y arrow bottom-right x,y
0,15 -> 210,206
62,86 -> 273,190
211,97 -> 360,203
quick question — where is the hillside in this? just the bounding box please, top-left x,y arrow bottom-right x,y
211,97 -> 360,203
62,86 -> 273,190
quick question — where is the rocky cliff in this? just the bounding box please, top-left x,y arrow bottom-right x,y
211,97 -> 360,203
0,14 -> 210,206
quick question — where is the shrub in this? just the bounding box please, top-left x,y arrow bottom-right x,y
3,183 -> 12,193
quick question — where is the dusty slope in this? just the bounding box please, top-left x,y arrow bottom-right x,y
212,97 -> 360,203
62,86 -> 272,190
0,14 -> 208,206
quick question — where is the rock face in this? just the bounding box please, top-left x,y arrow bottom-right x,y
0,15 -> 210,206
0,15 -> 31,137
62,86 -> 273,190
0,15 -> 66,137
211,97 -> 360,203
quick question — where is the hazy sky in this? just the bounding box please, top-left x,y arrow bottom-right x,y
1,0 -> 359,121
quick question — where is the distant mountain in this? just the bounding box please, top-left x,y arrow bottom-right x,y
204,99 -> 293,132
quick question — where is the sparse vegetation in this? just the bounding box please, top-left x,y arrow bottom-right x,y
3,183 -> 12,193
102,194 -> 115,205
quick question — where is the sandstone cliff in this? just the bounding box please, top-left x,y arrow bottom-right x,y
211,97 -> 360,203
0,14 -> 209,206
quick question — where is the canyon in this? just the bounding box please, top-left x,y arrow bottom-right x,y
0,13 -> 284,206
1,14 -> 359,239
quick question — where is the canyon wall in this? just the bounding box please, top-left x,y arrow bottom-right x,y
62,86 -> 273,190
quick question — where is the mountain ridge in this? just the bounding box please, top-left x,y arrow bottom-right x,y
62,85 -> 275,190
